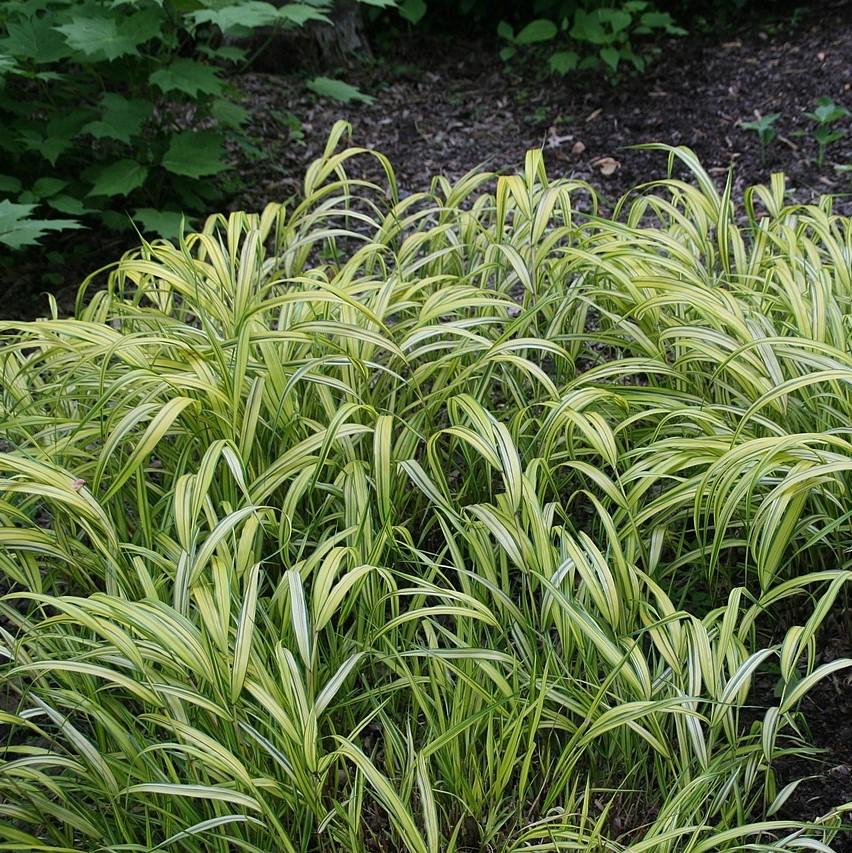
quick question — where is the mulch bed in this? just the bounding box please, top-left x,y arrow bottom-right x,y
234,0 -> 851,215
775,674 -> 852,850
2,1 -> 852,844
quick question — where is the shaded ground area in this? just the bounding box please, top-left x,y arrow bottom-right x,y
236,0 -> 851,214
777,675 -> 852,850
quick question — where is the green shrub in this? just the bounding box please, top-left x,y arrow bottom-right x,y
0,0 -> 383,247
395,0 -> 808,76
0,125 -> 851,850
497,1 -> 686,77
390,0 -> 686,77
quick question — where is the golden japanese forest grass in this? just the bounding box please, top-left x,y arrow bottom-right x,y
1,124 -> 850,851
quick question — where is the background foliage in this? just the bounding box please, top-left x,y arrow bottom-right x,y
0,0 -> 382,248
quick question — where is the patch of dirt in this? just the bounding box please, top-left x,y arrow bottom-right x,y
234,0 -> 852,216
776,674 -> 852,851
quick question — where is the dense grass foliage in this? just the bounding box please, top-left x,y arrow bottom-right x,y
1,123 -> 851,851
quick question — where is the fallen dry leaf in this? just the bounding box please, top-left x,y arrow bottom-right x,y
572,140 -> 586,155
594,156 -> 620,176
546,126 -> 574,148
585,108 -> 602,122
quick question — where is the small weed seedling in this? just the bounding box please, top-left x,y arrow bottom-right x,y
741,112 -> 780,163
525,105 -> 551,126
805,96 -> 850,166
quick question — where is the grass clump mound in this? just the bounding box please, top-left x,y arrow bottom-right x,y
1,123 -> 851,851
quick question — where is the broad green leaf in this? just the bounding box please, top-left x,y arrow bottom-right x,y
640,11 -> 676,28
87,159 -> 148,197
398,0 -> 427,24
600,46 -> 620,71
3,17 -> 71,62
189,2 -> 285,33
149,58 -> 224,97
55,16 -> 139,61
0,199 -> 81,249
101,209 -> 133,231
123,7 -> 164,44
515,19 -> 558,45
0,54 -> 21,77
549,50 -> 579,74
162,131 -> 226,178
278,3 -> 332,25
212,98 -> 249,129
197,43 -> 248,63
598,8 -> 632,32
47,194 -> 94,216
307,76 -> 374,104
810,98 -> 849,125
31,177 -> 67,198
0,175 -> 22,193
133,208 -> 187,239
496,20 -> 514,40
83,94 -> 152,144
34,69 -> 63,82
571,10 -> 607,44
18,110 -> 92,165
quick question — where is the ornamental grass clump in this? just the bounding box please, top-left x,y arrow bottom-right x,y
0,123 -> 851,851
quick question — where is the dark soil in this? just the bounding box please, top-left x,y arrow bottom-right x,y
776,674 -> 852,851
233,0 -> 852,215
